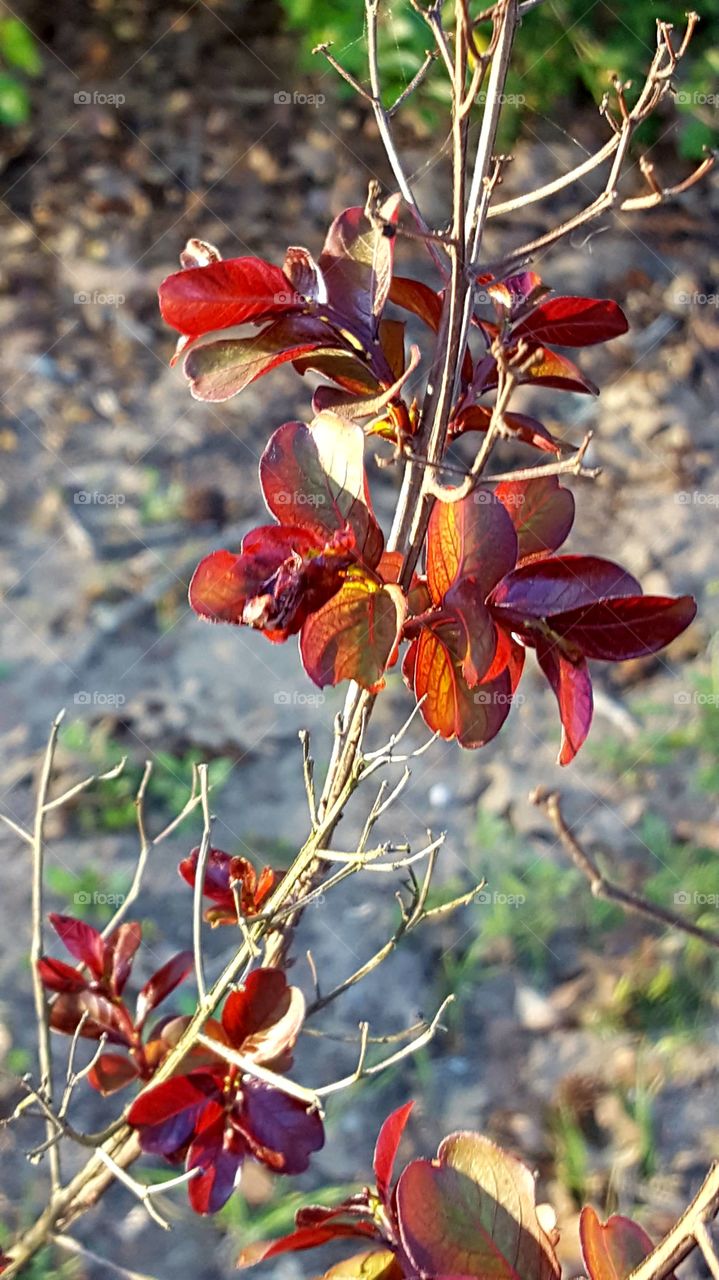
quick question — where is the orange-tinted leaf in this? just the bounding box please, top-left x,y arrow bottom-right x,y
301,573 -> 406,691
580,1206 -> 657,1280
427,493 -> 517,603
404,624 -> 514,748
396,1131 -> 561,1280
88,1052 -> 140,1096
443,578 -> 497,686
495,476 -> 574,559
518,347 -> 599,395
318,1251 -> 404,1280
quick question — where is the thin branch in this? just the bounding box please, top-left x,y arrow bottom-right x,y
315,995 -> 454,1097
54,1235 -> 162,1280
31,712 -> 65,1193
42,757 -> 127,813
300,729 -> 318,829
192,764 -> 212,1006
626,1162 -> 719,1280
532,788 -> 719,949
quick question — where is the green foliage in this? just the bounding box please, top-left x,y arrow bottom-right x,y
59,719 -> 233,832
278,0 -> 718,157
0,19 -> 40,127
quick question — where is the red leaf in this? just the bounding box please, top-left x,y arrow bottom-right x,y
189,528 -> 353,641
107,921 -> 142,995
494,475 -> 574,559
318,197 -> 401,336
187,1106 -> 244,1214
88,1052 -> 140,1096
547,594 -> 697,661
373,1102 -> 414,1202
222,968 -> 305,1064
128,1071 -> 214,1130
514,296 -> 628,348
395,1132 -> 560,1280
49,990 -> 135,1044
37,956 -> 87,994
48,913 -> 105,979
136,951 -> 193,1027
238,1223 -> 379,1270
489,555 -> 641,627
518,347 -> 599,395
260,415 -> 384,568
159,257 -> 299,339
580,1206 -> 657,1280
183,321 -> 327,402
300,573 -> 406,692
450,406 -> 561,455
535,641 -> 594,766
427,492 -> 518,603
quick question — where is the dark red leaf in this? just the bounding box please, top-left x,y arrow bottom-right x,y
179,846 -> 235,903
128,1072 -> 216,1155
546,594 -> 697,661
373,1101 -> 414,1202
88,1052 -> 140,1096
222,968 -> 305,1064
159,257 -> 300,339
489,555 -> 641,628
37,956 -> 87,994
449,406 -> 562,455
514,296 -> 628,348
187,1105 -> 244,1214
535,641 -> 594,766
136,951 -> 193,1028
488,272 -> 546,318
238,1223 -> 379,1270
49,990 -> 135,1044
49,913 -> 105,979
240,1079 -> 325,1173
494,475 -> 575,559
107,921 -> 142,996
443,580 -> 498,687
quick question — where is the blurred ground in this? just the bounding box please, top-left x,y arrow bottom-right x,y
0,2 -> 718,1278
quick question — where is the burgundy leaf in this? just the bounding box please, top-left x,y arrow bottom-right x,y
49,990 -> 135,1045
107,921 -> 142,996
179,846 -> 235,903
240,1079 -> 325,1173
546,594 -> 697,661
494,475 -> 575,560
187,1106 -> 244,1214
488,271 -> 546,318
443,580 -> 498,687
535,640 -> 594,766
128,1072 -> 216,1154
238,1222 -> 379,1270
136,950 -> 193,1027
159,257 -> 300,339
514,296 -> 628,348
489,555 -> 641,627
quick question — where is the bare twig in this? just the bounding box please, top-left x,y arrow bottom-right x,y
192,764 -> 213,1005
532,788 -> 719,950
